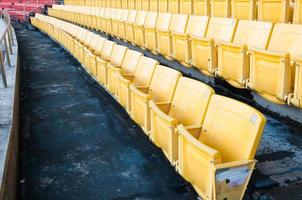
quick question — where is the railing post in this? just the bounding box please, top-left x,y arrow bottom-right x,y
0,50 -> 7,88
4,34 -> 11,67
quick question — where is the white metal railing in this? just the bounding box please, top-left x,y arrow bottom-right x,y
0,10 -> 14,87
23,0 -> 56,21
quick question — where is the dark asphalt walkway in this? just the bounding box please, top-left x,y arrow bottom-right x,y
15,23 -> 197,200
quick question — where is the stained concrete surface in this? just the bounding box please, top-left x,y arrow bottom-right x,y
14,20 -> 302,200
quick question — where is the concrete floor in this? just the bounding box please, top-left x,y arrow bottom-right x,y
14,21 -> 302,200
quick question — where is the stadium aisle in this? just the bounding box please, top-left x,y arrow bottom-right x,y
15,23 -> 198,200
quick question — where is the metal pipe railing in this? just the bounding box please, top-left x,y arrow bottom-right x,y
0,10 -> 15,88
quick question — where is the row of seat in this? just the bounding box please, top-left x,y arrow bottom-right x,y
48,5 -> 302,109
31,13 -> 267,200
63,0 -> 302,23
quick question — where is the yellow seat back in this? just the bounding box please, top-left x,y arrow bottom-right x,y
135,11 -> 147,26
128,0 -> 136,9
211,0 -> 231,17
121,50 -> 143,74
187,16 -> 209,38
150,0 -> 159,11
169,0 -> 180,13
168,77 -> 214,126
119,10 -> 129,22
142,0 -> 150,10
133,57 -> 159,86
180,0 -> 193,14
93,36 -> 107,54
233,20 -> 273,49
105,0 -> 111,7
159,0 -> 169,12
205,17 -> 237,43
258,0 -> 290,23
149,65 -> 182,102
109,45 -> 128,67
199,95 -> 266,162
170,14 -> 189,34
100,40 -> 115,61
126,10 -> 138,24
231,0 -> 257,19
145,12 -> 158,28
115,0 -> 122,8
293,0 -> 302,24
156,12 -> 172,31
136,0 -> 143,10
267,23 -> 302,57
122,0 -> 128,9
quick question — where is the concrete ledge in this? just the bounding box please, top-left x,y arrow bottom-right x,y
0,25 -> 19,200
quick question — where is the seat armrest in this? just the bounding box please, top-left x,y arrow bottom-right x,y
149,100 -> 175,124
171,31 -> 188,37
178,124 -> 220,158
215,160 -> 256,170
217,39 -> 246,48
190,35 -> 212,42
117,73 -> 133,84
130,84 -> 150,99
182,125 -> 202,138
96,57 -> 107,64
156,27 -> 170,33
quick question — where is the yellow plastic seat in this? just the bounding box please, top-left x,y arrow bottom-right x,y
169,0 -> 180,13
117,10 -> 129,40
231,0 -> 257,19
191,17 -> 237,76
149,77 -> 214,164
180,0 -> 193,14
106,9 -> 117,35
258,0 -> 290,23
144,12 -> 158,53
157,14 -> 188,60
150,0 -> 159,11
87,36 -> 107,77
101,8 -> 111,33
248,23 -> 302,104
133,11 -> 148,47
130,66 -> 181,134
77,31 -> 94,64
96,40 -> 115,85
115,0 -> 122,8
96,8 -> 105,32
142,0 -> 150,10
122,0 -> 128,9
125,10 -> 138,42
111,9 -> 123,37
172,16 -> 209,66
217,20 -> 273,88
177,95 -> 266,200
159,0 -> 169,12
109,49 -> 143,94
293,0 -> 302,24
289,57 -> 302,109
155,13 -> 172,57
128,0 -> 136,9
117,57 -> 159,112
211,0 -> 231,17
105,0 -> 111,7
83,33 -> 99,70
136,0 -> 143,10
105,45 -> 129,95
193,0 -> 211,15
